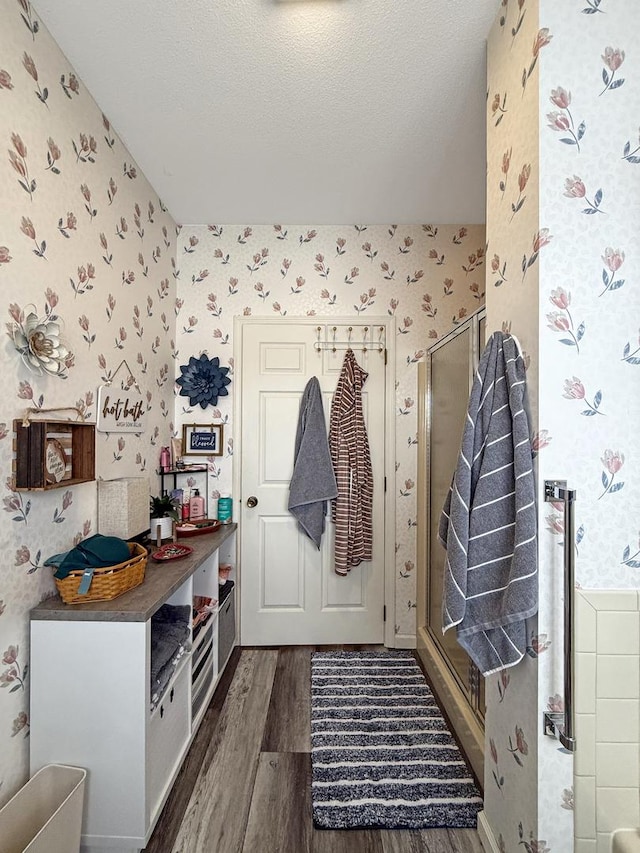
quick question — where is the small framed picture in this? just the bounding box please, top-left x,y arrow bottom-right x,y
182,423 -> 224,457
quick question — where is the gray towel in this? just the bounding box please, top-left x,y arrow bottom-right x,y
439,332 -> 537,676
150,604 -> 191,707
289,377 -> 338,549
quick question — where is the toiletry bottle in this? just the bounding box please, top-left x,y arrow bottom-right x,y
217,493 -> 232,524
160,446 -> 171,472
189,489 -> 205,521
182,488 -> 191,522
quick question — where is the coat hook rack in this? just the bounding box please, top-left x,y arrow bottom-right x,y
313,323 -> 385,354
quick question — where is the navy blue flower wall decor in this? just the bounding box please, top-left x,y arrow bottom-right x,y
176,354 -> 231,409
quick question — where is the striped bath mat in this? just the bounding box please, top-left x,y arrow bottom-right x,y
311,650 -> 483,829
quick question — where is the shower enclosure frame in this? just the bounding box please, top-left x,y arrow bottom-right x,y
416,305 -> 486,785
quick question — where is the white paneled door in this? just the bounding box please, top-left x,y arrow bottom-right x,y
239,321 -> 387,645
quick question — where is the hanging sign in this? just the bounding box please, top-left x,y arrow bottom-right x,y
96,358 -> 146,433
45,438 -> 68,483
97,384 -> 146,433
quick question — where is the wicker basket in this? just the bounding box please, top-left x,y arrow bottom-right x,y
54,542 -> 148,605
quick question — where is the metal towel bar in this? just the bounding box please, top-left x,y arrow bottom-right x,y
543,479 -> 577,752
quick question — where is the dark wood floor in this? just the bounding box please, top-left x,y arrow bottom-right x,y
145,647 -> 484,853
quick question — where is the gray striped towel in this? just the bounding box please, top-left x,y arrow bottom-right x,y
439,332 -> 537,676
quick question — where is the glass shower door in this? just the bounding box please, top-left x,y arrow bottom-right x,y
426,309 -> 486,721
427,324 -> 474,693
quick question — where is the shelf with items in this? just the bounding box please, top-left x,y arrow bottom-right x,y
13,418 -> 95,491
192,614 -> 216,663
149,598 -> 192,712
191,621 -> 216,721
190,545 -> 221,727
158,464 -> 209,520
192,597 -> 218,646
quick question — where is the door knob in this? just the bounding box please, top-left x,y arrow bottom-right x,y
246,496 -> 258,508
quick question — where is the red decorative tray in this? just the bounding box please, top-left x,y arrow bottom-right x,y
152,543 -> 194,562
176,519 -> 221,538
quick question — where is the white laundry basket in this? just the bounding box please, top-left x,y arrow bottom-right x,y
0,764 -> 86,853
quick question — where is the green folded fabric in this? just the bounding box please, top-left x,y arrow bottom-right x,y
45,534 -> 131,580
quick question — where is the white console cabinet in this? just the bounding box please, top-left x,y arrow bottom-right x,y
29,525 -> 237,853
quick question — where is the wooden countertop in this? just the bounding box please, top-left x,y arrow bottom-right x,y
30,524 -> 237,623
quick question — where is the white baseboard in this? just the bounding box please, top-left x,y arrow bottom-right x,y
477,811 -> 500,853
393,634 -> 416,649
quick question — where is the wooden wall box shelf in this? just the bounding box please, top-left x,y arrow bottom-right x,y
12,419 -> 95,491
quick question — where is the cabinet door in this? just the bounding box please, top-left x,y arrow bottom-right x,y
31,620 -> 148,843
146,661 -> 190,822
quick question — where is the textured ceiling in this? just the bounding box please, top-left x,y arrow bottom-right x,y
34,0 -> 499,225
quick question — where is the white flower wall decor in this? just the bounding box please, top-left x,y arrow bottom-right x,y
9,304 -> 73,379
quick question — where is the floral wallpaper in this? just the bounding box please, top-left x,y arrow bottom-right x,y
486,0 -> 640,851
174,223 -> 485,640
0,0 -> 176,805
538,1 -> 640,850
